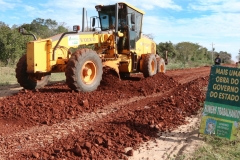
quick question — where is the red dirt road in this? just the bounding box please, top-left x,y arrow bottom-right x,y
0,66 -> 211,159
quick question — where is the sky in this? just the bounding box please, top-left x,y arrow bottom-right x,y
1,0 -> 240,61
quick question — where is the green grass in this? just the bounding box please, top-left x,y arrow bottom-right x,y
0,67 -> 17,85
166,60 -> 213,70
0,67 -> 66,86
187,125 -> 240,160
49,73 -> 66,82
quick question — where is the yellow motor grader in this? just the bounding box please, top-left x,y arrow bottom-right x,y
16,2 -> 167,92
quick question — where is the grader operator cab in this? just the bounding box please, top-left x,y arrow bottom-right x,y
16,2 -> 167,92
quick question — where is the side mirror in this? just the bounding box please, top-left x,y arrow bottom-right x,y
18,27 -> 37,40
92,18 -> 96,27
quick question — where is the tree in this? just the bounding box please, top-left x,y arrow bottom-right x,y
0,22 -> 10,64
174,42 -> 210,62
156,41 -> 175,59
0,18 -> 68,66
20,18 -> 68,39
217,51 -> 231,64
0,22 -> 32,66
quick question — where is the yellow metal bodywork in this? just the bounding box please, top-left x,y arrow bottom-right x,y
26,32 -> 120,73
133,35 -> 156,72
26,32 -> 156,74
27,39 -> 51,73
134,35 -> 156,57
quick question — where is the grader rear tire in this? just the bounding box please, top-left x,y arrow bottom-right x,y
157,58 -> 166,73
65,49 -> 103,92
142,54 -> 157,77
15,54 -> 50,89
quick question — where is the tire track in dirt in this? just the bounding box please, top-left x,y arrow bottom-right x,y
128,114 -> 203,160
165,66 -> 210,84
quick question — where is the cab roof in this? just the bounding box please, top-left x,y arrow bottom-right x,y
95,2 -> 145,14
119,2 -> 145,14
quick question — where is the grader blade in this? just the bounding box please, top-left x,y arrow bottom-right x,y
102,61 -> 120,79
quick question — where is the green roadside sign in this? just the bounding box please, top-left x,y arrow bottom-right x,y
199,65 -> 240,140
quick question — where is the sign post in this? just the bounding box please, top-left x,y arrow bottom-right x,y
199,65 -> 240,140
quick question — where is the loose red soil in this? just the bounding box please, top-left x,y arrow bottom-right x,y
0,66 -> 211,159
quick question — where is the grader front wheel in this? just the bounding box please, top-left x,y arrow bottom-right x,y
65,49 -> 103,92
15,54 -> 50,89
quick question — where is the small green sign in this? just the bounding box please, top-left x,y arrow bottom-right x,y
200,65 -> 240,140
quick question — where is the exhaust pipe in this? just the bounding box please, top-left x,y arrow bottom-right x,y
115,3 -> 119,44
82,7 -> 85,32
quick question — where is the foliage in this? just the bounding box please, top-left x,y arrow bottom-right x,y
155,41 -> 232,66
174,42 -> 210,62
216,51 -> 232,64
0,22 -> 32,66
0,18 -> 68,66
167,60 -> 212,70
156,41 -> 175,58
0,67 -> 16,85
190,126 -> 240,160
0,66 -> 67,86
20,18 -> 68,39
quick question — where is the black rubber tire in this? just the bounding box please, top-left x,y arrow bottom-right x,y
142,53 -> 157,77
15,54 -> 50,90
120,72 -> 130,79
157,58 -> 166,73
65,49 -> 103,92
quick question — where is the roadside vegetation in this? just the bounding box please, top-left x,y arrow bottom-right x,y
0,66 -> 66,86
189,128 -> 240,160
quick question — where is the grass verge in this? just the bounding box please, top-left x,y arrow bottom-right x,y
0,67 -> 66,86
188,125 -> 240,160
166,60 -> 213,70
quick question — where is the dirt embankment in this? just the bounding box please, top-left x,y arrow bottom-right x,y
0,66 -> 210,159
